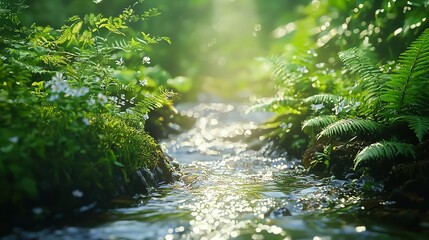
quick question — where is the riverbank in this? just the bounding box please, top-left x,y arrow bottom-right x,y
0,105 -> 180,234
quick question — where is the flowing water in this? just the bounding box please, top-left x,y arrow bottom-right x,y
5,102 -> 428,239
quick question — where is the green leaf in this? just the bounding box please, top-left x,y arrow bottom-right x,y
381,28 -> 429,115
354,141 -> 416,169
302,115 -> 338,134
318,118 -> 384,139
395,115 -> 429,142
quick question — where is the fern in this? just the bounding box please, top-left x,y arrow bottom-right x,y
304,93 -> 344,105
339,48 -> 387,115
302,115 -> 338,134
381,28 -> 429,115
394,115 -> 429,143
354,141 -> 416,169
317,118 -> 385,139
134,88 -> 174,114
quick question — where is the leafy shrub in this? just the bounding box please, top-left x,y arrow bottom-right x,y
0,0 -> 178,221
251,0 -> 429,179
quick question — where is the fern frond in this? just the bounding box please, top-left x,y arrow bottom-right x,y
382,28 -> 429,115
354,141 -> 416,169
317,118 -> 384,139
395,115 -> 429,142
304,93 -> 344,105
339,48 -> 387,115
302,115 -> 338,134
134,88 -> 174,113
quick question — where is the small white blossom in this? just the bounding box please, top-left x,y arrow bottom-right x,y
316,62 -> 325,68
126,108 -> 134,114
139,79 -> 148,87
97,93 -> 108,105
143,114 -> 149,120
297,66 -> 309,73
142,56 -> 151,65
49,94 -> 59,101
76,87 -> 90,97
52,72 -> 65,82
311,103 -> 324,111
115,57 -> 124,66
50,84 -> 60,93
93,0 -> 103,4
109,96 -> 118,103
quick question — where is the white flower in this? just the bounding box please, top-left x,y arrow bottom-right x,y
76,87 -> 90,97
50,84 -> 60,93
297,66 -> 309,73
97,93 -> 108,105
143,114 -> 149,120
49,94 -> 59,101
311,103 -> 324,111
139,79 -> 148,87
142,56 -> 151,64
115,57 -> 124,66
52,72 -> 65,82
108,96 -> 118,103
316,62 -> 325,68
93,0 -> 103,4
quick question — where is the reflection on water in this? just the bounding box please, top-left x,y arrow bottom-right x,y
5,102 -> 427,240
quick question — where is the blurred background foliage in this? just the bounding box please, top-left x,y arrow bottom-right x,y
18,0 -> 313,100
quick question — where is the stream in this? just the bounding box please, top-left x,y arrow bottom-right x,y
5,101 -> 428,239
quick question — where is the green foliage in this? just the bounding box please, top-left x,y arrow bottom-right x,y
394,115 -> 429,143
339,48 -> 387,116
0,0 -> 177,218
354,141 -> 416,169
251,0 -> 429,179
317,118 -> 385,140
302,115 -> 338,135
304,94 -> 344,106
381,28 -> 429,116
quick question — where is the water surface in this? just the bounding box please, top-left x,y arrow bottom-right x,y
5,102 -> 427,239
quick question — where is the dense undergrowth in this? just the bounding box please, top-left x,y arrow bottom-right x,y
0,0 -> 187,228
251,0 -> 429,209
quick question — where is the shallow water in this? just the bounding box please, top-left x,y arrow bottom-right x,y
5,102 -> 428,239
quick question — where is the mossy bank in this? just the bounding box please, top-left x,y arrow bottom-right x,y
0,104 -> 180,231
